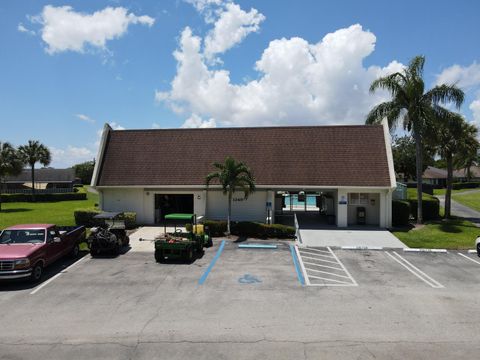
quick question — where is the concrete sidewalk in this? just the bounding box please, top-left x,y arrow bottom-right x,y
299,228 -> 407,248
129,226 -> 187,252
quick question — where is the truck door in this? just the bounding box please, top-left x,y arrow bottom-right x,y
46,229 -> 62,264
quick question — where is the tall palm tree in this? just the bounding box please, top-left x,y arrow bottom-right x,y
18,140 -> 51,201
456,149 -> 479,181
206,156 -> 256,235
0,142 -> 23,211
432,110 -> 479,218
366,55 -> 464,224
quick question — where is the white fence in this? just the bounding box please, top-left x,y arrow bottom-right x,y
2,188 -> 74,194
393,182 -> 407,200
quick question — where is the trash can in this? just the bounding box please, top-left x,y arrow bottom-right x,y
357,207 -> 366,225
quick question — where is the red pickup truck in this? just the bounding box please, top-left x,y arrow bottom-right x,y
0,224 -> 86,282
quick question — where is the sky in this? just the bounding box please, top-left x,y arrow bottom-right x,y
1,0 -> 479,167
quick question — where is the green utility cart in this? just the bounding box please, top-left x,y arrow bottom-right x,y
154,213 -> 213,262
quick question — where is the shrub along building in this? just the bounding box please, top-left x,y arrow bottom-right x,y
91,120 -> 396,228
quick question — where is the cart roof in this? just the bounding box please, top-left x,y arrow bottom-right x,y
93,212 -> 123,219
164,213 -> 194,220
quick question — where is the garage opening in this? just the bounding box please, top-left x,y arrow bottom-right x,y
154,194 -> 194,223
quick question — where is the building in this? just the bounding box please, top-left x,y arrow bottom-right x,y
91,120 -> 396,228
422,166 -> 448,187
3,168 -> 77,193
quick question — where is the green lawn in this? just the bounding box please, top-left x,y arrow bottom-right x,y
452,191 -> 480,213
432,188 -> 476,196
392,218 -> 479,249
0,187 -> 98,229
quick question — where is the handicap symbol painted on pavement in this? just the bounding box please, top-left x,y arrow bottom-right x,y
238,274 -> 262,284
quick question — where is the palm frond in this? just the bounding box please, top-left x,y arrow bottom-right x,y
425,85 -> 464,109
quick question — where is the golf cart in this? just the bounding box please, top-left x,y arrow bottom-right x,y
87,212 -> 130,256
153,213 -> 212,263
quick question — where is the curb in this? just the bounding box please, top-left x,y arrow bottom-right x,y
341,246 -> 383,250
403,248 -> 447,253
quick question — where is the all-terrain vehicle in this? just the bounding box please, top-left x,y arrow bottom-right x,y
152,213 -> 212,263
87,212 -> 130,256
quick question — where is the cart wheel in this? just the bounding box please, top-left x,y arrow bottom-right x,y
124,236 -> 130,246
155,250 -> 163,263
207,237 -> 213,248
113,243 -> 121,256
90,247 -> 99,257
187,248 -> 194,262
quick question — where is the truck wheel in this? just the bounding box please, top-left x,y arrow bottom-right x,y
477,243 -> 480,257
30,263 -> 43,283
155,250 -> 163,263
70,244 -> 80,258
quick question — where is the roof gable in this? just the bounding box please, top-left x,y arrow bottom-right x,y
95,125 -> 392,188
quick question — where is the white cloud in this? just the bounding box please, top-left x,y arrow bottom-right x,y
436,62 -> 480,89
50,146 -> 95,167
17,23 -> 35,35
204,3 -> 265,60
109,121 -> 125,130
152,122 -> 161,129
470,97 -> 480,128
33,5 -> 155,54
75,113 -> 95,123
181,113 -> 216,128
157,24 -> 404,127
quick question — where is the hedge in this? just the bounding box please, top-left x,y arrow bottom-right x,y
0,192 -> 87,203
392,200 -> 410,226
408,198 -> 440,221
203,220 -> 228,237
74,210 -> 137,229
74,209 -> 101,227
231,222 -> 295,239
452,181 -> 480,190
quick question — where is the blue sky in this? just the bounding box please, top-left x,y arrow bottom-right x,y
1,0 -> 479,167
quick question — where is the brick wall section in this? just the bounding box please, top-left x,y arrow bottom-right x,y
96,125 -> 391,187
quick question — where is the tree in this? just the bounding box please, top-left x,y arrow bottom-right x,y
392,135 -> 434,182
432,110 -> 479,218
206,156 -> 256,235
455,148 -> 479,181
0,142 -> 23,211
18,140 -> 51,201
366,55 -> 464,224
73,160 -> 95,185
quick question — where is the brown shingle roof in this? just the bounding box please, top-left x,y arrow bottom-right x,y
96,125 -> 391,187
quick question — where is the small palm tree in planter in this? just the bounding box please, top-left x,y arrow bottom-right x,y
0,142 -> 24,211
18,140 -> 51,201
206,156 -> 256,235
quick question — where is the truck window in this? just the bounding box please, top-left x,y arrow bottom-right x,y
0,230 -> 46,244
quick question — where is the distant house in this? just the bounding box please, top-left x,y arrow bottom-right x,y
91,120 -> 396,228
453,166 -> 480,182
3,168 -> 78,193
422,166 -> 448,187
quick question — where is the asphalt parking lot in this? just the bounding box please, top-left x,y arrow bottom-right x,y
1,241 -> 480,359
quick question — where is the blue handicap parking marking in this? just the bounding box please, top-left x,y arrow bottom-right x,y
238,274 -> 262,284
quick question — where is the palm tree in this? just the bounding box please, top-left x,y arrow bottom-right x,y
206,156 -> 256,235
366,55 -> 464,224
0,142 -> 23,211
432,110 -> 479,218
18,140 -> 51,201
456,149 -> 479,181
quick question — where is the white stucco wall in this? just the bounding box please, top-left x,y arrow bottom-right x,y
336,189 -> 390,228
206,190 -> 268,222
101,188 -> 146,222
347,193 -> 380,226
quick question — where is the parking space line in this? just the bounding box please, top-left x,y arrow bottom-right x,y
198,240 -> 226,285
307,275 -> 351,284
457,253 -> 480,265
300,247 -> 331,255
305,268 -> 350,279
302,263 -> 344,271
303,257 -> 340,265
30,256 -> 89,295
386,252 -> 444,288
301,252 -> 335,260
300,254 -> 335,262
326,247 -> 358,286
289,244 -> 305,286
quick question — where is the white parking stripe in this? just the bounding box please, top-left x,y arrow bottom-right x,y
307,275 -> 351,284
457,253 -> 480,265
300,252 -> 335,260
305,267 -> 351,279
303,258 -> 342,266
326,247 -> 358,286
30,256 -> 88,295
300,247 -> 332,254
301,262 -> 344,271
300,254 -> 335,262
385,252 -> 444,288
